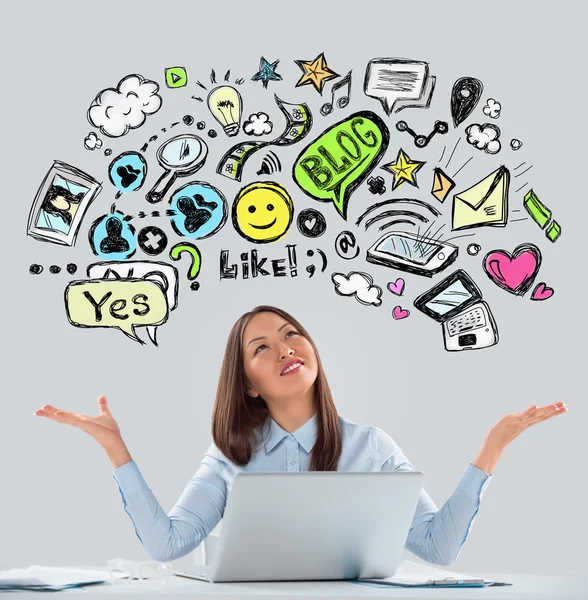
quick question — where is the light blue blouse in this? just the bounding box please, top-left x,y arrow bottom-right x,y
112,413 -> 491,565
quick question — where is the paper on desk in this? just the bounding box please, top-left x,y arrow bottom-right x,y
0,566 -> 126,590
359,560 -> 491,587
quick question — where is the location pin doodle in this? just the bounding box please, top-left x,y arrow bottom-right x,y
169,242 -> 202,290
450,77 -> 484,128
108,151 -> 147,199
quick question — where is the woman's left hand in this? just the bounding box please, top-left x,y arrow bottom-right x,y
473,402 -> 568,474
487,401 -> 567,448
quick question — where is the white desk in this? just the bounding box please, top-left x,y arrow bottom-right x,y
8,567 -> 587,600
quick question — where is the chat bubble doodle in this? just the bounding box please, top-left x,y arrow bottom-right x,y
65,279 -> 168,345
363,58 -> 436,116
87,260 -> 179,345
293,111 -> 389,220
169,182 -> 227,240
108,151 -> 147,199
88,205 -> 136,260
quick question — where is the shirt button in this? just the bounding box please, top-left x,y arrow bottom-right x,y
290,461 -> 295,465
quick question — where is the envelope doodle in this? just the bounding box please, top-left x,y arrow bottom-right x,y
452,166 -> 509,230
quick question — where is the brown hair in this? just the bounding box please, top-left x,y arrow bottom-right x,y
211,305 -> 342,471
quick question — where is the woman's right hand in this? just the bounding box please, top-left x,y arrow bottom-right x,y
35,395 -> 123,450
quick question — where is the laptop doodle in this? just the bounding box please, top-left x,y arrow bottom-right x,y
413,269 -> 498,352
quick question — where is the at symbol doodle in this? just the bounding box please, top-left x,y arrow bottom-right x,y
335,230 -> 360,259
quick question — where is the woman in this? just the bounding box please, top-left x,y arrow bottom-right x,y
35,305 -> 567,565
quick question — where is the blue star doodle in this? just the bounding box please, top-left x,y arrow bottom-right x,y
251,56 -> 283,89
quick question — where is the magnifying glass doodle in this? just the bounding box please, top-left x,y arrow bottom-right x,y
146,134 -> 208,204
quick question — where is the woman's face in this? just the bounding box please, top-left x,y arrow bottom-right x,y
242,311 -> 318,403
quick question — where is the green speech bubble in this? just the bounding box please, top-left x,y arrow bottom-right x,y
65,279 -> 169,344
293,111 -> 389,219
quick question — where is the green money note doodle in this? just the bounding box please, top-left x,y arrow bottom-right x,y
293,111 -> 390,220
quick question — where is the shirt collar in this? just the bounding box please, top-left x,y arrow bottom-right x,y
263,413 -> 318,453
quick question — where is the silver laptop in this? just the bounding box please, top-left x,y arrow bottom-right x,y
173,470 -> 423,583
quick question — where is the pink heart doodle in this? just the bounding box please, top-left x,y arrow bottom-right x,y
387,278 -> 405,296
392,306 -> 410,320
531,282 -> 554,301
483,243 -> 542,296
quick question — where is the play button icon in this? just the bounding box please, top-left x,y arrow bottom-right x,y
165,66 -> 188,89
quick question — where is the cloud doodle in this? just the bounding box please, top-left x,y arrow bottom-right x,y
84,132 -> 103,151
465,123 -> 501,154
331,271 -> 382,306
244,112 -> 273,136
483,98 -> 502,119
87,74 -> 163,138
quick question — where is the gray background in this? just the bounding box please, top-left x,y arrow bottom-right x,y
1,0 -> 586,577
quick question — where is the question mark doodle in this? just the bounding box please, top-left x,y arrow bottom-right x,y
169,242 -> 202,290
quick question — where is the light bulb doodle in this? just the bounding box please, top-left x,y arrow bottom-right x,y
207,85 -> 243,137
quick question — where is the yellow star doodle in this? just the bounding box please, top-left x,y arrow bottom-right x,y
381,149 -> 426,190
294,52 -> 339,94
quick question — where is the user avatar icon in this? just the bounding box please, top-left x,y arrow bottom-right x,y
88,205 -> 136,260
169,182 -> 227,239
100,217 -> 130,254
177,194 -> 217,234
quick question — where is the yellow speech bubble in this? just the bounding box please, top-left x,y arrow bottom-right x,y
65,279 -> 169,344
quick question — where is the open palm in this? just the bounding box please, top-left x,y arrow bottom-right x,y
488,401 -> 567,447
34,395 -> 122,449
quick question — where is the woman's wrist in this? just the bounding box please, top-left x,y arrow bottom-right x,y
472,436 -> 507,475
104,437 -> 133,470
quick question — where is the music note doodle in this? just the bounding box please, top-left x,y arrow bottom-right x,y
320,71 -> 352,116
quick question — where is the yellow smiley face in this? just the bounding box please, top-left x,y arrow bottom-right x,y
233,181 -> 294,243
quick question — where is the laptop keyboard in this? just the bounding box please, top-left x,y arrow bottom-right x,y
447,307 -> 486,336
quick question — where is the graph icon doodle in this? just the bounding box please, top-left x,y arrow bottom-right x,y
396,120 -> 448,148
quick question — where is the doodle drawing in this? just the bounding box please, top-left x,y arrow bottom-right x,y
414,269 -> 499,352
483,243 -> 542,296
232,181 -> 294,244
452,166 -> 509,230
87,74 -> 162,138
331,271 -> 383,307
295,53 -> 339,94
293,111 -> 389,220
145,134 -> 208,204
364,58 -> 435,115
366,230 -> 458,278
27,161 -> 102,246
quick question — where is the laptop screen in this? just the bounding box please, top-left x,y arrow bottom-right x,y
413,269 -> 483,323
424,280 -> 474,316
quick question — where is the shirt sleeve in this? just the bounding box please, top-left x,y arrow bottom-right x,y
112,451 -> 227,562
373,427 -> 492,566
